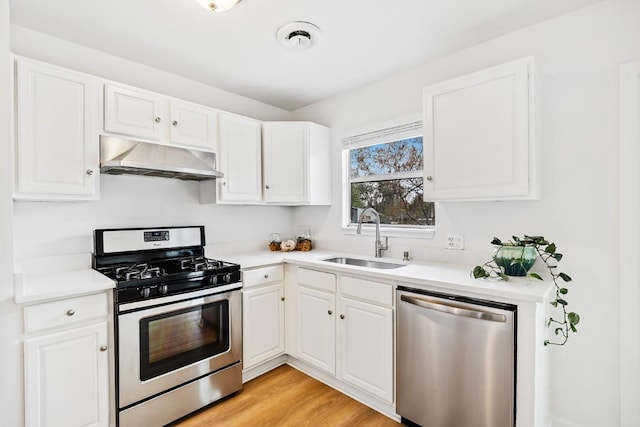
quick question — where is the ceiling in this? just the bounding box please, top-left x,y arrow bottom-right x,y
9,0 -> 600,111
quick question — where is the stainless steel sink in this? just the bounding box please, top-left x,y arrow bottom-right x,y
322,257 -> 405,269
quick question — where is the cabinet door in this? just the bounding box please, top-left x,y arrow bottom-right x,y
15,59 -> 100,199
104,83 -> 165,141
297,285 -> 335,375
243,283 -> 285,369
338,297 -> 393,402
24,322 -> 110,427
218,112 -> 262,202
263,122 -> 309,203
423,57 -> 533,200
169,100 -> 218,151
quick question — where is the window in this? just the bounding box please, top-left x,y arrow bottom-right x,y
343,121 -> 435,229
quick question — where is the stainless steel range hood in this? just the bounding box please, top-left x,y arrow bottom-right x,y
100,136 -> 223,181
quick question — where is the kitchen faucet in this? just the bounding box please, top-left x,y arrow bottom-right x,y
356,207 -> 389,258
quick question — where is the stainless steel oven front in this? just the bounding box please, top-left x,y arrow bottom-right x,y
116,284 -> 242,425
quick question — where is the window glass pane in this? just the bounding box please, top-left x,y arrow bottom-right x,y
350,178 -> 435,226
350,137 -> 423,178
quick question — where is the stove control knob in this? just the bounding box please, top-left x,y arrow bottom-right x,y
139,287 -> 151,298
159,284 -> 169,295
210,275 -> 218,286
224,273 -> 233,283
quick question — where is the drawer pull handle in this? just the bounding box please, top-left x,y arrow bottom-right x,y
66,309 -> 75,316
99,345 -> 108,352
264,274 -> 269,279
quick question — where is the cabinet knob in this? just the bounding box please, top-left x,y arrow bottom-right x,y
264,274 -> 269,278
281,296 -> 285,301
222,181 -> 227,186
155,116 -> 162,123
328,310 -> 333,315
426,176 -> 433,181
265,185 -> 270,189
86,169 -> 94,176
172,120 -> 178,127
340,314 -> 345,319
99,345 -> 108,352
66,309 -> 75,316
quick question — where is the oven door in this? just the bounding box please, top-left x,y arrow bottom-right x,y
117,286 -> 242,409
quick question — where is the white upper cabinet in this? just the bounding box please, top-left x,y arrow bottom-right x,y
104,83 -> 218,152
262,122 -> 331,205
169,100 -> 218,151
216,112 -> 263,203
104,84 -> 164,141
423,57 -> 538,201
14,57 -> 100,200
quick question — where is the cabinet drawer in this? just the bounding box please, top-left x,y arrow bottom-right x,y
243,265 -> 284,288
298,268 -> 336,293
24,292 -> 109,334
341,276 -> 393,307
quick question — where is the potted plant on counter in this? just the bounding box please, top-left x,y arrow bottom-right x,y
472,235 -> 580,346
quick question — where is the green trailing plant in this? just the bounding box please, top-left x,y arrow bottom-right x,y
472,235 -> 580,346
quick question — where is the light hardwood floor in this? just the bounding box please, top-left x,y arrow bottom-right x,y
173,365 -> 402,427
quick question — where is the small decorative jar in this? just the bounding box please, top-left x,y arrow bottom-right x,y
295,226 -> 312,251
268,233 -> 282,251
492,245 -> 537,276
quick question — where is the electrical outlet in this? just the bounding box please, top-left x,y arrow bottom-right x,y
446,234 -> 464,250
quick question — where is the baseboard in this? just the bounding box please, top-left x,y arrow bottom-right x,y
242,355 -> 287,383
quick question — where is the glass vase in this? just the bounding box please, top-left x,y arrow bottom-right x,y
492,245 -> 537,277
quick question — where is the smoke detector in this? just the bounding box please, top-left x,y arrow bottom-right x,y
276,21 -> 320,50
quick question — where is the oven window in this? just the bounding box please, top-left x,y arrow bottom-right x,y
139,300 -> 230,381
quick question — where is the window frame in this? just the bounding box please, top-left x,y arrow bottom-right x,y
341,117 -> 436,239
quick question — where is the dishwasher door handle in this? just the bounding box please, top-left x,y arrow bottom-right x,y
400,294 -> 507,323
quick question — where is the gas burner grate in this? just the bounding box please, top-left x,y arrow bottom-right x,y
177,256 -> 224,272
100,262 -> 167,281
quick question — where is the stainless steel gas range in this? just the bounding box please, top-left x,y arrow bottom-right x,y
93,226 -> 242,427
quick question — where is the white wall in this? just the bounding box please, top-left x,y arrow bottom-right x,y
291,0 -> 640,425
9,26 -> 296,261
0,0 -> 19,425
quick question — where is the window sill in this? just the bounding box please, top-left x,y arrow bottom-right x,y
342,225 -> 436,239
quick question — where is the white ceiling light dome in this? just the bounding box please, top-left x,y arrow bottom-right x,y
195,0 -> 241,13
276,21 -> 321,51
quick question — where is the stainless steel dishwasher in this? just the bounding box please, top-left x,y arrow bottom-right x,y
396,286 -> 517,427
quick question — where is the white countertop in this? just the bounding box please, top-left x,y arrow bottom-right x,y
214,250 -> 553,303
14,254 -> 116,304
13,250 -> 552,305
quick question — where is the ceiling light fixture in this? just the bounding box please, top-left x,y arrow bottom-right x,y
277,21 -> 320,51
195,0 -> 241,13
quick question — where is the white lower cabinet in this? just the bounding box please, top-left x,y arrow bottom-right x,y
242,265 -> 286,370
293,268 -> 394,404
338,296 -> 393,402
23,292 -> 111,427
297,285 -> 336,375
243,283 -> 285,368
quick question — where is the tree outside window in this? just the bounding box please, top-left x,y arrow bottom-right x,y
348,136 -> 435,227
